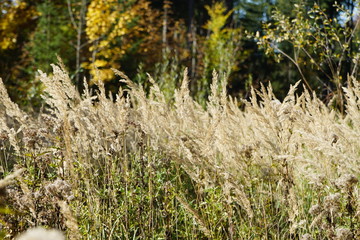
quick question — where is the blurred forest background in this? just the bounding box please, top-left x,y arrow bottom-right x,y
1,0 -> 359,111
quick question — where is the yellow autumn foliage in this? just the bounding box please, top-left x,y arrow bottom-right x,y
204,2 -> 233,36
202,2 -> 240,74
84,0 -> 163,82
0,1 -> 38,50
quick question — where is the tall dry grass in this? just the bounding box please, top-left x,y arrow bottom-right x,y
0,63 -> 359,239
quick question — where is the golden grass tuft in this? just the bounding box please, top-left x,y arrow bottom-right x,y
0,64 -> 359,239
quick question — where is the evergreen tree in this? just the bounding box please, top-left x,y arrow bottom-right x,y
29,0 -> 76,74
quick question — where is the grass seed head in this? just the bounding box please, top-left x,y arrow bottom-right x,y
16,227 -> 64,240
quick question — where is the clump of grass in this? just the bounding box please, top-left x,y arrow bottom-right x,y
0,63 -> 359,239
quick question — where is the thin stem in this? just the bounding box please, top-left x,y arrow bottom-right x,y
271,44 -> 313,91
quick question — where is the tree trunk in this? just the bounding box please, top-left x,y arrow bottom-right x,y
188,0 -> 194,32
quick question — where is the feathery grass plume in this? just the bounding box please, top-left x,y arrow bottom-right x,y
127,69 -> 256,216
0,78 -> 27,124
0,168 -> 24,207
343,76 -> 360,131
335,227 -> 353,240
1,62 -> 360,238
45,179 -> 74,201
57,200 -> 80,240
0,169 -> 24,190
175,194 -> 212,238
16,227 -> 64,240
0,78 -> 26,154
17,175 -> 37,220
300,233 -> 313,240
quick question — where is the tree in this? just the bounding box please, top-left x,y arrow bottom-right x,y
0,0 -> 40,109
194,1 -> 241,104
257,1 -> 360,111
28,0 -> 76,73
84,0 -> 162,82
66,0 -> 89,87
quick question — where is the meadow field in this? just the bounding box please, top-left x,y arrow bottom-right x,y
0,63 -> 359,239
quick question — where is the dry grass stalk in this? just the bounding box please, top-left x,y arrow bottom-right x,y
0,169 -> 24,190
0,63 -> 359,238
175,195 -> 212,238
57,200 -> 80,240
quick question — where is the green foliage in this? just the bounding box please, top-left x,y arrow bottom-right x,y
3,1 -> 360,237
0,0 -> 41,111
2,0 -> 360,110
255,1 -> 360,111
0,63 -> 360,239
196,2 -> 241,105
29,1 -> 76,73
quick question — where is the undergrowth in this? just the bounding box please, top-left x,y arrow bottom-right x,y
0,63 -> 359,239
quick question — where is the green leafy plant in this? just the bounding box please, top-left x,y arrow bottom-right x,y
254,2 -> 360,112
